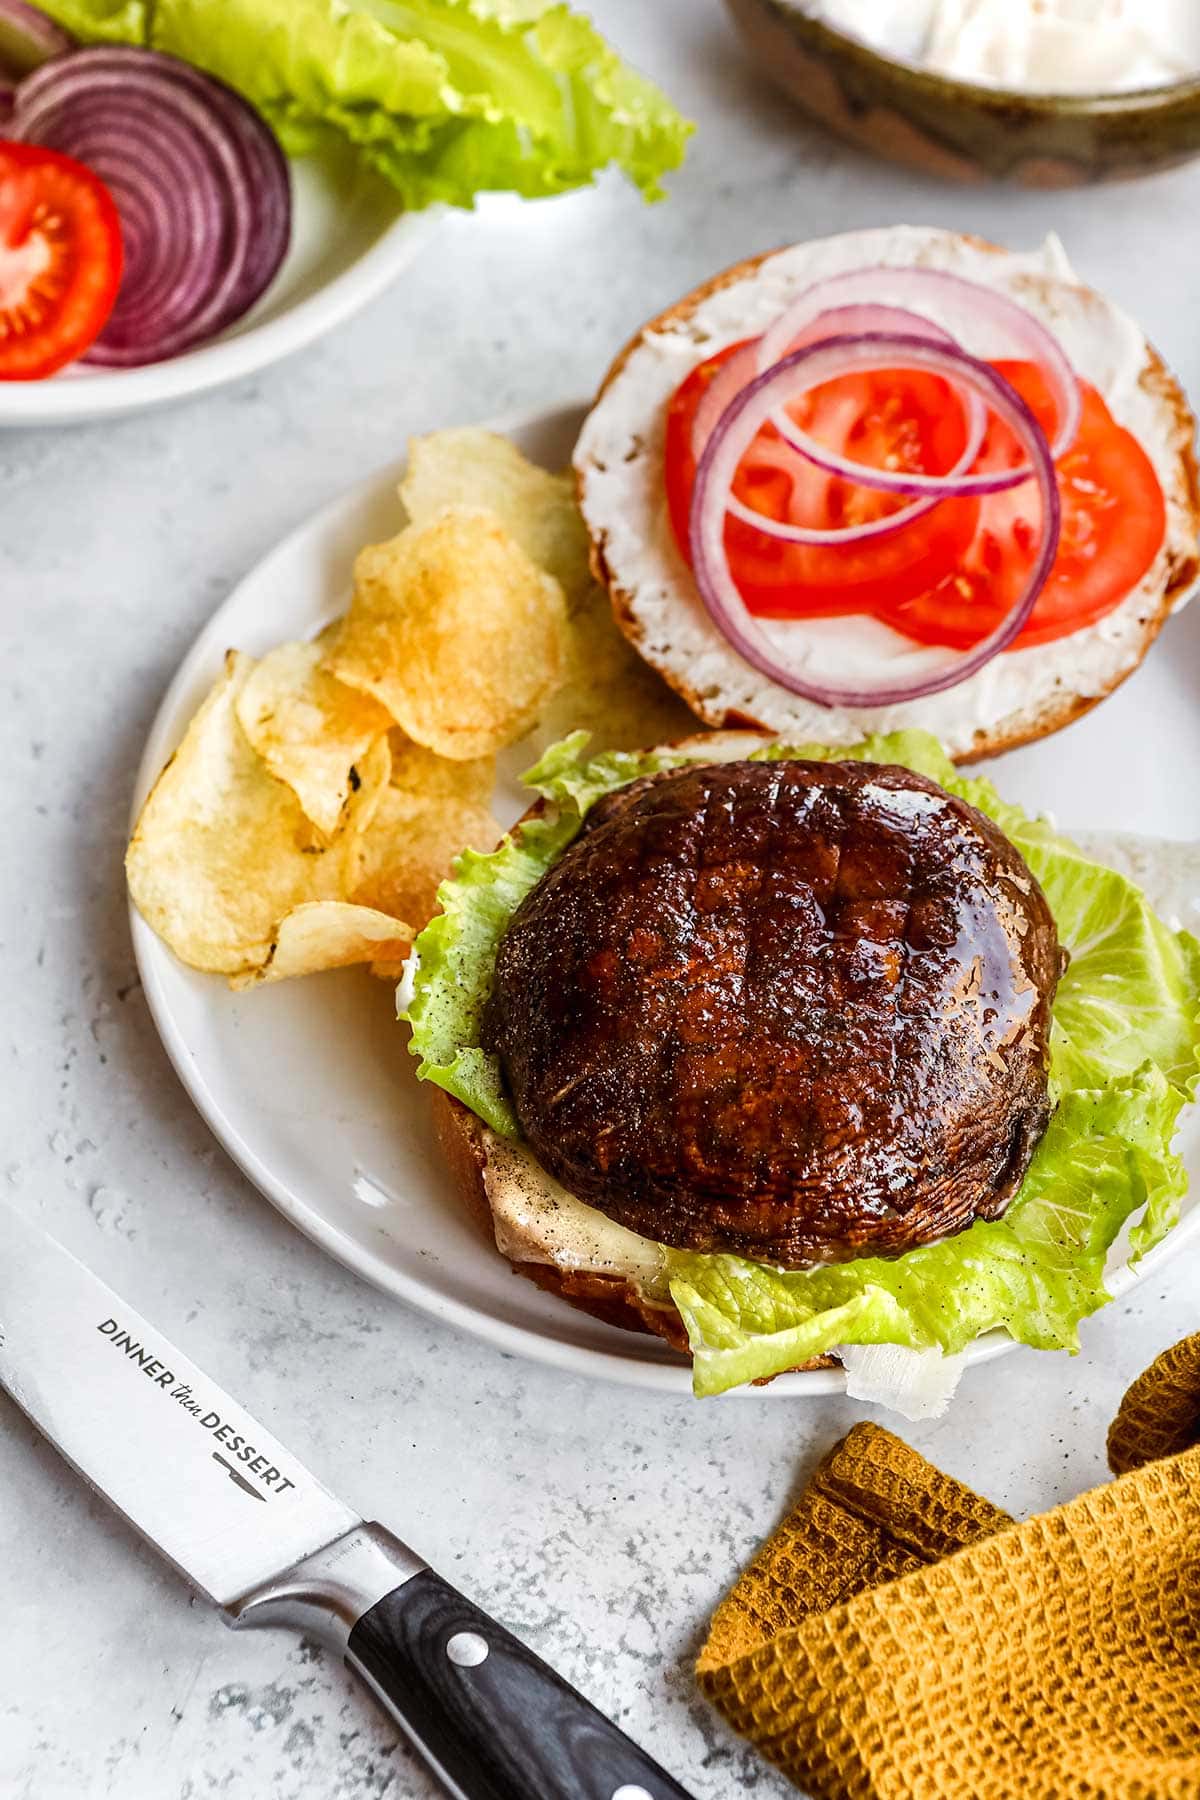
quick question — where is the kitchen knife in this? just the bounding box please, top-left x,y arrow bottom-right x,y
0,1202 -> 697,1800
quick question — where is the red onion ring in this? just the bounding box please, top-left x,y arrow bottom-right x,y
695,304 -> 989,548
10,46 -> 290,368
759,266 -> 1080,495
0,0 -> 72,78
689,333 -> 1061,710
691,340 -> 759,465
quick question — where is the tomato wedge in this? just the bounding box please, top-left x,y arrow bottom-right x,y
0,140 -> 122,380
664,344 -> 1166,649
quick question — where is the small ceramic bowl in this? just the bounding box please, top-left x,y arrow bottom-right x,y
725,0 -> 1200,186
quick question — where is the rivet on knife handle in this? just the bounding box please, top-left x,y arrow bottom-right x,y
344,1562 -> 699,1800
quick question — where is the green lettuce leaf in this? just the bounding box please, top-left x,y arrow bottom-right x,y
670,1066 -> 1187,1395
35,0 -> 692,209
405,729 -> 1199,1393
520,729 -> 689,814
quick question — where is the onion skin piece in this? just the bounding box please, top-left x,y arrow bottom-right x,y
689,332 -> 1062,710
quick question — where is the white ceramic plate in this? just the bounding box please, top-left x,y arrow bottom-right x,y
130,401 -> 1200,1397
0,150 -> 437,428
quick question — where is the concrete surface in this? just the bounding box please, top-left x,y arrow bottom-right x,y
2,2 -> 1199,1795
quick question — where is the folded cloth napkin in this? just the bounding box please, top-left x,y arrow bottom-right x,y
698,1335 -> 1200,1800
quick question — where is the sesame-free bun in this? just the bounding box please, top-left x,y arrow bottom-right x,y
574,227 -> 1199,763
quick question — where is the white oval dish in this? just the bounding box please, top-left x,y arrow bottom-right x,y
129,400 -> 1200,1397
0,151 -> 438,428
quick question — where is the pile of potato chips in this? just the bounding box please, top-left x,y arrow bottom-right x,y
127,430 -> 696,987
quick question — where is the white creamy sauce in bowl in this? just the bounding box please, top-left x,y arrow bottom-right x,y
810,0 -> 1200,95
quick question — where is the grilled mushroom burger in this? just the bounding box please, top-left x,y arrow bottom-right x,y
408,724 -> 1199,1408
416,727 -> 1105,1389
483,756 -> 1063,1270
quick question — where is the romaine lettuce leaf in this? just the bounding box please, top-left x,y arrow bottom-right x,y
35,0 -> 692,209
405,729 -> 1200,1394
669,1066 -> 1187,1395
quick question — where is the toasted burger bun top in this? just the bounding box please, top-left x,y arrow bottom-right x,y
574,226 -> 1200,763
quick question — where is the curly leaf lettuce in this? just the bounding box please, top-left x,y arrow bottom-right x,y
35,0 -> 692,209
405,730 -> 1200,1394
671,1069 -> 1187,1394
519,729 -> 690,815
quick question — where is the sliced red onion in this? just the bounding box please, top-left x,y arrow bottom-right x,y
0,0 -> 72,77
0,76 -> 13,122
10,46 -> 290,367
759,266 -> 1081,494
691,339 -> 759,466
696,305 -> 989,549
690,333 -> 1061,710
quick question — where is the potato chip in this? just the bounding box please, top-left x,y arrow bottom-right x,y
235,638 -> 391,837
325,508 -> 567,760
400,429 -> 593,609
126,651 -> 346,975
351,782 -> 500,934
387,730 -> 494,807
230,901 -> 413,988
334,731 -> 392,871
532,579 -> 698,754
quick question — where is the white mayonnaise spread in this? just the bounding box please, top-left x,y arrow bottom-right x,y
574,226 -> 1196,760
811,0 -> 1200,94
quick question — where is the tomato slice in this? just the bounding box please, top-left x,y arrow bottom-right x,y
665,341 -> 981,617
875,361 -> 1167,649
664,345 -> 1167,649
0,141 -> 122,380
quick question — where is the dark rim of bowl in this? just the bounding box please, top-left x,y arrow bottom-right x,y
771,8 -> 1200,115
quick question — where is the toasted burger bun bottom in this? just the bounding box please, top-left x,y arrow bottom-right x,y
574,227 -> 1200,763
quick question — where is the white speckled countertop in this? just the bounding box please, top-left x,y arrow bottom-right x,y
2,4 -> 1200,1796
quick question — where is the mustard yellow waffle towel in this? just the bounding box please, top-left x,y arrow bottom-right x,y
697,1336 -> 1200,1800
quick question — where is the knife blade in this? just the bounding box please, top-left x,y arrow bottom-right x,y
0,1202 -> 697,1800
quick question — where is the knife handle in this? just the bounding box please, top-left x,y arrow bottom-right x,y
345,1568 -> 698,1800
